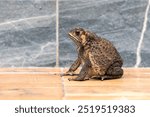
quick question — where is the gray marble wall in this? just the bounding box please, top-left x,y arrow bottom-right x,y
0,0 -> 56,67
0,0 -> 150,67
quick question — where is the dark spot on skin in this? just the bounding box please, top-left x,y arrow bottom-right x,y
103,46 -> 105,49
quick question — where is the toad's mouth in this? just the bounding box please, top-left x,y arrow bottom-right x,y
68,32 -> 81,46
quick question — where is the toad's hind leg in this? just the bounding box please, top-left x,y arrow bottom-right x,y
101,62 -> 123,81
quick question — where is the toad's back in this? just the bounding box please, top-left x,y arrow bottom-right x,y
88,37 -> 123,75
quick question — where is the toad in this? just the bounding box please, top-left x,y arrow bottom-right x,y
63,27 -> 123,81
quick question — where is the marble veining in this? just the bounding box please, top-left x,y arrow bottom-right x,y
135,0 -> 150,67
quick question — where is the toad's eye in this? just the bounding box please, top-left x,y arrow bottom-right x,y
75,30 -> 80,36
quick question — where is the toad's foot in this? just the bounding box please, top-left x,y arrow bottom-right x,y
101,75 -> 123,81
61,71 -> 78,76
68,77 -> 89,81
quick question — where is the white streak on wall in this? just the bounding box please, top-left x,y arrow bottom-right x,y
0,15 -> 52,26
34,42 -> 53,59
135,0 -> 150,68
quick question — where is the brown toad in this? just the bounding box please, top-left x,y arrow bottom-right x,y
64,27 -> 123,81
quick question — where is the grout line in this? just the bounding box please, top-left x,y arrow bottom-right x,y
60,68 -> 66,99
134,0 -> 150,68
65,93 -> 150,97
56,0 -> 59,67
0,72 -> 61,74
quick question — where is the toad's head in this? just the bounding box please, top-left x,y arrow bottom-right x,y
68,27 -> 97,47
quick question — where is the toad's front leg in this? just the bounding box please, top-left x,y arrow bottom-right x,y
68,60 -> 91,81
62,57 -> 81,76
